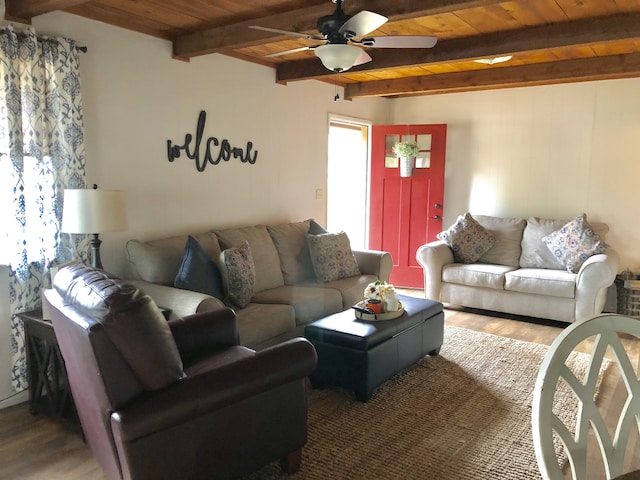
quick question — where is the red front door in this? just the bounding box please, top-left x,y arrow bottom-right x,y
369,124 -> 447,288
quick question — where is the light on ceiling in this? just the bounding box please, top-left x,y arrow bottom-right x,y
314,44 -> 363,72
474,55 -> 513,65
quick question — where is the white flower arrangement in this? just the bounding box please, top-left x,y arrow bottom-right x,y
364,280 -> 397,301
392,140 -> 420,158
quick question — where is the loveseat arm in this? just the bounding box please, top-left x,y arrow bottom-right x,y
575,250 -> 620,321
111,337 -> 318,442
353,249 -> 393,282
169,308 -> 239,361
128,280 -> 226,319
416,240 -> 455,301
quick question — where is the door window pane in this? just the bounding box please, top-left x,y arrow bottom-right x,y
417,134 -> 432,150
416,153 -> 431,168
385,155 -> 399,168
385,134 -> 400,152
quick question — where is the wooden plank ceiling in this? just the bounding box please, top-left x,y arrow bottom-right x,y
7,0 -> 640,99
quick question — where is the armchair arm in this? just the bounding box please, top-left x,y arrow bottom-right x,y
128,280 -> 226,319
353,249 -> 393,282
416,240 -> 455,301
169,308 -> 239,361
111,337 -> 317,441
575,250 -> 620,320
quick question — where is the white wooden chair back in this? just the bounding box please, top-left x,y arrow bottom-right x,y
532,314 -> 640,480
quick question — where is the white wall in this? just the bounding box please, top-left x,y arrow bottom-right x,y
390,80 -> 640,271
33,12 -> 390,277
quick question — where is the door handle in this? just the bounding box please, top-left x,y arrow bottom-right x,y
433,215 -> 441,220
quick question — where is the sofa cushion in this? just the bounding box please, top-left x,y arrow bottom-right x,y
317,273 -> 380,310
232,302 -> 296,348
174,235 -> 224,300
252,285 -> 343,325
542,214 -> 609,273
442,263 -> 515,290
505,268 -> 576,298
126,232 -> 221,286
307,231 -> 361,283
437,212 -> 497,263
473,215 -> 526,268
215,225 -> 284,292
520,217 -> 609,270
218,241 -> 255,309
267,220 -> 314,285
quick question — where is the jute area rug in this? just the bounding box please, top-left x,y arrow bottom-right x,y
246,325 -> 609,480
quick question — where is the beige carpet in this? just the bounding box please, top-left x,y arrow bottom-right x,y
246,325 -> 609,480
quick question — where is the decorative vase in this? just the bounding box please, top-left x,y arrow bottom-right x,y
400,157 -> 414,177
384,291 -> 399,312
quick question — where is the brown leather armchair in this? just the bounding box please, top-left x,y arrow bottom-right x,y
45,264 -> 317,480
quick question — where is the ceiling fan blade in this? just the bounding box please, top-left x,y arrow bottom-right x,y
249,25 -> 324,41
264,46 -> 315,58
353,50 -> 372,67
339,11 -> 387,38
362,35 -> 438,48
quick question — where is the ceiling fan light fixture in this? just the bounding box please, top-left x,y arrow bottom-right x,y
474,55 -> 513,65
315,44 -> 363,72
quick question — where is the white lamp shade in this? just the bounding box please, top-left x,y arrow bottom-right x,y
314,44 -> 363,72
62,189 -> 128,234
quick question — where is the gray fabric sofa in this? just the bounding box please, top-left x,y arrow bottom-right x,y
416,214 -> 619,323
125,219 -> 392,349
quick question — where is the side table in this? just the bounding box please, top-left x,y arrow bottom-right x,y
16,309 -> 77,421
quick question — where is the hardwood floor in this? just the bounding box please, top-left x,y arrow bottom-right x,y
1,291 -> 638,479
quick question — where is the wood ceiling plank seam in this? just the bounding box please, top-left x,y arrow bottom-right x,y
96,0 -> 209,30
65,4 -> 184,40
5,0 -> 89,21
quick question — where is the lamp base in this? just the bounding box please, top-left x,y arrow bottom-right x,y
89,234 -> 103,270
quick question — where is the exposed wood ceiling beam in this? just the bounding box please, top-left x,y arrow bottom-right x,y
5,0 -> 90,22
173,0 -> 504,58
276,11 -> 640,83
345,53 -> 640,98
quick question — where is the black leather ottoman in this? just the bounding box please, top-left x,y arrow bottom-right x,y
304,295 -> 444,402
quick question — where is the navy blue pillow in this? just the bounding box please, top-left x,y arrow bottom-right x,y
174,236 -> 224,300
309,219 -> 329,235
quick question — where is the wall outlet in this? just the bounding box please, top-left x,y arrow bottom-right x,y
315,188 -> 323,200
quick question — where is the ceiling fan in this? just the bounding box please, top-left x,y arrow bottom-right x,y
249,0 -> 438,73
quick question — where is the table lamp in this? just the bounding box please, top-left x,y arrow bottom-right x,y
61,185 -> 128,269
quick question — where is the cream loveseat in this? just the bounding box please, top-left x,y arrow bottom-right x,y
417,213 -> 619,324
125,219 -> 392,349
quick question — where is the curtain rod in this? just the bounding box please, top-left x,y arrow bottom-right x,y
8,29 -> 87,53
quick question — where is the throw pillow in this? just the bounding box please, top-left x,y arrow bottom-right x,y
267,220 -> 314,284
473,215 -> 526,268
309,219 -> 329,235
174,235 -> 224,300
437,212 -> 497,263
542,213 -> 609,273
307,231 -> 361,283
218,241 -> 256,308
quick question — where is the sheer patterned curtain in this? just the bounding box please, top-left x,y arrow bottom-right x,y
0,26 -> 87,391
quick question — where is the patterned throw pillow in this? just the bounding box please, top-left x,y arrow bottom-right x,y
437,212 -> 497,263
307,231 -> 361,283
218,241 -> 255,308
542,213 -> 609,273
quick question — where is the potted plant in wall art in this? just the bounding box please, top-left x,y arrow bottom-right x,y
392,140 -> 420,177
